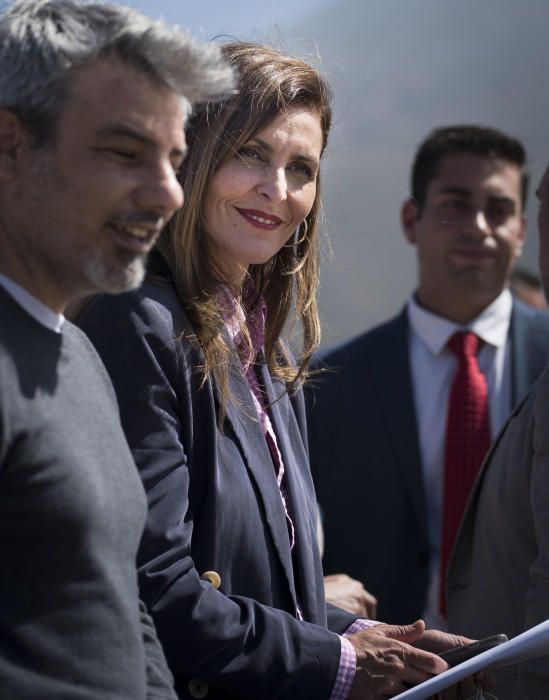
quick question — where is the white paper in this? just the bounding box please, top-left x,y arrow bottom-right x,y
396,620 -> 549,699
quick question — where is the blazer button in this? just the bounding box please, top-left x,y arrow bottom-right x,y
200,570 -> 221,589
188,678 -> 209,698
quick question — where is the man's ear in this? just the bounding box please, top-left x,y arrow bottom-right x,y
401,198 -> 420,244
514,213 -> 527,258
0,110 -> 24,182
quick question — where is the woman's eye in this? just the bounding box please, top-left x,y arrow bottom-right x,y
289,162 -> 314,179
237,147 -> 260,160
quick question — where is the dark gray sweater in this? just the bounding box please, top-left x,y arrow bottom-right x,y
0,287 -> 176,699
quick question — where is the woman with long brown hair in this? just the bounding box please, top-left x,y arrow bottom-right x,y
77,41 -> 477,700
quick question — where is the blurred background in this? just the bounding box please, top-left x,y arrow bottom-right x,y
119,0 -> 549,346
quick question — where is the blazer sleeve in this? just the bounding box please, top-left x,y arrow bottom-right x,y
77,289 -> 342,700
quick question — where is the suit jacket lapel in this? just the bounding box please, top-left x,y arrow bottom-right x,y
260,364 -> 321,622
369,310 -> 429,537
221,354 -> 298,610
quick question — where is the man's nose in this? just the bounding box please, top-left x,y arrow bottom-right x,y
135,161 -> 184,219
465,210 -> 491,237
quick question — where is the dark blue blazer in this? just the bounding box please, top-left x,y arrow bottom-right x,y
306,299 -> 549,624
78,279 -> 355,700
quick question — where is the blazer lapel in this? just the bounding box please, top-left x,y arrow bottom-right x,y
260,364 -> 321,622
221,354 -> 298,610
369,310 -> 429,537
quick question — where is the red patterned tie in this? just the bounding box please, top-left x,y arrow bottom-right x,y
439,331 -> 491,616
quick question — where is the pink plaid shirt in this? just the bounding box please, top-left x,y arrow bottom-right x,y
220,285 -> 379,698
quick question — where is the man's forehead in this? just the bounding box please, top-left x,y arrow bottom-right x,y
65,57 -> 184,116
59,58 -> 186,146
430,153 -> 522,196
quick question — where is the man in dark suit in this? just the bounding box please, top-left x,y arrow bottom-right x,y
308,125 -> 549,628
0,1 -> 234,697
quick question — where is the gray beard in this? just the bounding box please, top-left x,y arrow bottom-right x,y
83,250 -> 146,294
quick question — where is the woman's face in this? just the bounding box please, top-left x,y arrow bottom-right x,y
203,106 -> 323,285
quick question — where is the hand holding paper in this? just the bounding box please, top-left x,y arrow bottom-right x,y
396,620 -> 549,699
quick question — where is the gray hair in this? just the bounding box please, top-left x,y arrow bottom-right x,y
0,0 -> 236,144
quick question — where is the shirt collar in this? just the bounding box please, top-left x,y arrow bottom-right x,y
0,273 -> 65,333
407,288 -> 513,356
218,280 -> 267,366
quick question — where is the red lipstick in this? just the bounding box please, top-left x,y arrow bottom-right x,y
236,207 -> 283,230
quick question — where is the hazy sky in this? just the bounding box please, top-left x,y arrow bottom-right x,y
116,0 -> 336,41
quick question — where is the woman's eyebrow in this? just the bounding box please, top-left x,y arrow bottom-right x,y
250,136 -> 319,164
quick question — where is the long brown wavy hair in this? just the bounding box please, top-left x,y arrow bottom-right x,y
155,41 -> 332,409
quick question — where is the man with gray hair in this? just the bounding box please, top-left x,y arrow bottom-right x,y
0,0 -> 234,697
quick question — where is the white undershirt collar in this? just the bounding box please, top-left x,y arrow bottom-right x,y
408,288 -> 512,356
0,273 -> 65,333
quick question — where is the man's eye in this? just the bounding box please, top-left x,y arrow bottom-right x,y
110,149 -> 137,160
96,146 -> 139,162
440,200 -> 467,217
487,204 -> 510,222
442,199 -> 465,211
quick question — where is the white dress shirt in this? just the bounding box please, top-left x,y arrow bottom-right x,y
407,289 -> 513,630
0,273 -> 64,333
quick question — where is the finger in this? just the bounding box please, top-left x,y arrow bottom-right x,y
348,598 -> 366,616
405,646 -> 448,675
413,630 -> 474,654
397,663 -> 439,688
364,592 -> 378,618
378,619 -> 426,644
365,599 -> 377,618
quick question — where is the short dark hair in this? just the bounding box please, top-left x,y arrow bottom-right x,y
411,125 -> 528,211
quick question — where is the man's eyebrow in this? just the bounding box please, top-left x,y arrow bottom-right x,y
95,123 -> 185,159
251,136 -> 319,164
438,186 -> 515,204
438,186 -> 473,198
